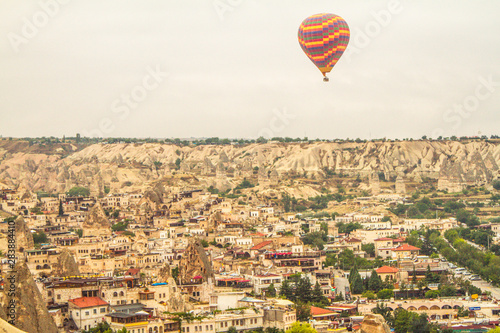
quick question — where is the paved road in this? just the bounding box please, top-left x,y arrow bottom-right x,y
333,269 -> 351,300
470,278 -> 500,300
444,238 -> 500,300
464,239 -> 484,251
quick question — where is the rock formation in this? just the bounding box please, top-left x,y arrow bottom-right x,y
81,202 -> 111,237
0,318 -> 28,333
2,141 -> 500,193
395,174 -> 406,194
50,250 -> 80,277
14,216 -> 34,255
1,260 -> 58,333
358,314 -> 391,333
178,239 -> 214,285
370,173 -> 380,195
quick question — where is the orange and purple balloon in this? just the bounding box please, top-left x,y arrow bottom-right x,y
298,13 -> 350,81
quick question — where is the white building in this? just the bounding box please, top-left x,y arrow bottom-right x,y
68,297 -> 110,331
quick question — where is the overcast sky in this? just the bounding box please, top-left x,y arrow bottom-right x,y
1,0 -> 499,140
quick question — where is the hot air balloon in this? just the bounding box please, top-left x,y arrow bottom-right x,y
298,13 -> 350,82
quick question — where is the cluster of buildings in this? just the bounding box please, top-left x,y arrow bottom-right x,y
1,185 -> 499,332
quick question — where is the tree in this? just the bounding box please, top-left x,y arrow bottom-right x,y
171,267 -> 179,283
82,321 -> 113,333
267,283 -> 277,298
362,290 -> 377,300
33,231 -> 48,244
492,180 -> 500,191
382,275 -> 394,290
58,200 -> 64,217
112,221 -> 128,232
164,311 -> 206,333
409,313 -> 436,333
393,308 -> 419,333
286,321 -> 316,333
228,327 -> 237,333
349,267 -> 364,294
424,290 -> 440,298
295,302 -> 311,322
280,279 -> 294,301
265,328 -> 283,333
377,289 -> 393,300
334,292 -> 344,301
311,282 -> 328,305
67,186 -> 90,197
175,158 -> 182,170
368,270 -> 383,292
372,303 -> 393,325
362,243 -> 375,257
400,280 -> 408,299
296,276 -> 313,301
425,265 -> 433,283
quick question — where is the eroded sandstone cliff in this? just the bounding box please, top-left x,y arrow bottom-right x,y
1,140 -> 499,193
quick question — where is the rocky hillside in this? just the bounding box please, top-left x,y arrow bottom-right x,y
1,140 -> 499,194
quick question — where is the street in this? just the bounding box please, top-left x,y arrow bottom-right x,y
471,278 -> 500,300
333,269 -> 351,301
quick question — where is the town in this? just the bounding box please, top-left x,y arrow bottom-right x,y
1,139 -> 500,333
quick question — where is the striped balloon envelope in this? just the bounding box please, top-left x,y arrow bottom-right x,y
298,13 -> 350,81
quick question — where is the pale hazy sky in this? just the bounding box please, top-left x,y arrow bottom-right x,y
1,1 -> 499,140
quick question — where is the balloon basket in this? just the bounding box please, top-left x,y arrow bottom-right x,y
323,77 -> 329,82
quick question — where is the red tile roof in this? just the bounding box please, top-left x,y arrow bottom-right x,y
69,297 -> 108,308
392,244 -> 420,251
374,237 -> 393,241
376,266 -> 399,274
251,240 -> 273,250
249,233 -> 266,237
126,268 -> 140,275
311,306 -> 336,316
345,238 -> 362,243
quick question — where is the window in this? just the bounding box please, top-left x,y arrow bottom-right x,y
57,294 -> 61,300
100,308 -> 106,313
210,325 -> 213,330
195,326 -> 198,332
85,311 -> 90,316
